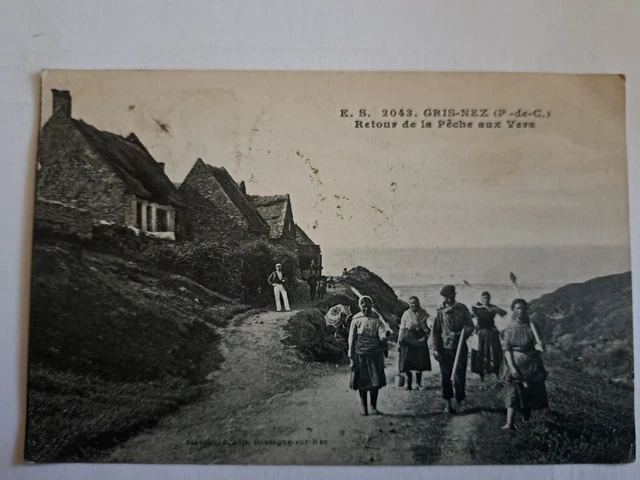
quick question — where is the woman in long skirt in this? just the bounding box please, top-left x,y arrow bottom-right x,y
348,296 -> 390,416
471,291 -> 507,388
499,298 -> 549,430
398,296 -> 431,390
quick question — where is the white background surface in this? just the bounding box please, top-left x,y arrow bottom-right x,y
1,1 -> 639,479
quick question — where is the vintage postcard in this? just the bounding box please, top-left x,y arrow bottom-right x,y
25,70 -> 634,465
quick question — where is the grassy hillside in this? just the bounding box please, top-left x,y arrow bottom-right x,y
457,271 -> 634,464
25,238 -> 252,462
469,364 -> 635,464
529,272 -> 633,381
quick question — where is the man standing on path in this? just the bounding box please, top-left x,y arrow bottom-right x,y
429,285 -> 474,413
268,263 -> 291,312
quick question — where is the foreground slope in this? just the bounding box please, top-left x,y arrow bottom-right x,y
26,238 -> 251,462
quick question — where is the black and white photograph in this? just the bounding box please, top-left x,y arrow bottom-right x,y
24,70 -> 634,465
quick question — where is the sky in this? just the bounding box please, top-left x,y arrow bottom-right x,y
40,70 -> 630,250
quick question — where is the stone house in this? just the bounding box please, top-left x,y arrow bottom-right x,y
178,159 -> 270,241
246,188 -> 322,277
247,193 -> 298,251
294,224 -> 323,279
37,89 -> 183,238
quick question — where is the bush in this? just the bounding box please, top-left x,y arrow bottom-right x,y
286,279 -> 313,305
235,239 -> 298,304
139,240 -> 243,298
90,227 -> 302,306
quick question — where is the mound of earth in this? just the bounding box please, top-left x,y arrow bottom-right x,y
329,266 -> 408,333
283,266 -> 408,362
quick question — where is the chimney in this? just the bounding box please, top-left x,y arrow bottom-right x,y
239,181 -> 247,195
52,89 -> 71,118
157,162 -> 165,173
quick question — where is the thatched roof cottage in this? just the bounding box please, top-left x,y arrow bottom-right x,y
248,194 -> 297,250
37,90 -> 183,238
178,159 -> 270,242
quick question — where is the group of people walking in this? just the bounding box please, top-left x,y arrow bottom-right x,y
347,285 -> 549,430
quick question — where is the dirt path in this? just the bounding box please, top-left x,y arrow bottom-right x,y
434,414 -> 482,465
104,307 -> 498,465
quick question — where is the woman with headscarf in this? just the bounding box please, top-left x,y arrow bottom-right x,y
471,291 -> 507,388
499,298 -> 549,430
429,285 -> 474,413
348,296 -> 390,416
398,296 -> 432,390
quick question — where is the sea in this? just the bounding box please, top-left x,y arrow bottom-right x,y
323,245 -> 631,330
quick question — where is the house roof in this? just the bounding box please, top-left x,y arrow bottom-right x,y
74,120 -> 183,207
294,223 -> 318,246
249,195 -> 291,239
196,161 -> 269,233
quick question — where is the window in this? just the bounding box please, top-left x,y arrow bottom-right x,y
135,201 -> 143,229
157,209 -> 169,232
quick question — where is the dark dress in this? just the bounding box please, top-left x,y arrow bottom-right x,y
348,313 -> 388,391
428,303 -> 474,402
398,309 -> 432,373
307,277 -> 317,300
499,319 -> 549,411
470,303 -> 504,377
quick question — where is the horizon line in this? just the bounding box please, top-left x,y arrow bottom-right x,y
322,244 -> 631,250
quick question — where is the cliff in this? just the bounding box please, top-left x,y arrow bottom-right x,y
529,272 -> 633,381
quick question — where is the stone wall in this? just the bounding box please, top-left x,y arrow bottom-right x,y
37,111 -> 127,225
34,198 -> 93,241
179,160 -> 264,243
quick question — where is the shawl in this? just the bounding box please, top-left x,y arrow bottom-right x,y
472,302 -> 498,329
349,312 -> 389,358
398,308 -> 430,345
